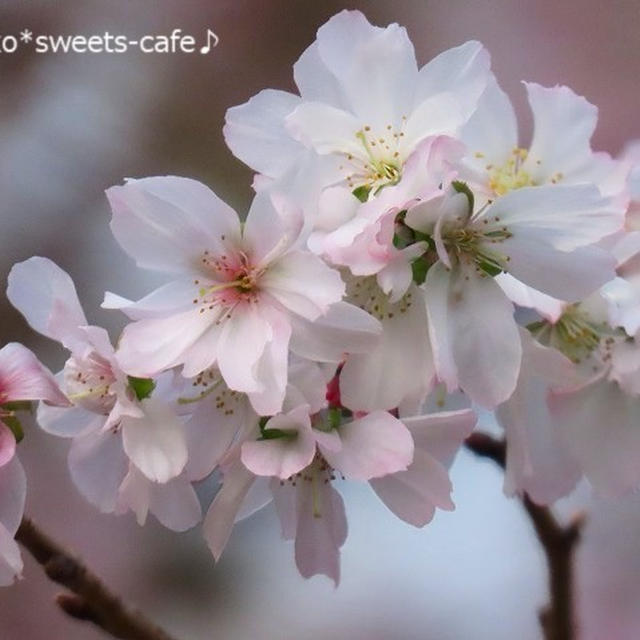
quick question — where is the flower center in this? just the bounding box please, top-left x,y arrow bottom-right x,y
339,121 -> 407,193
487,148 -> 536,196
64,353 -> 117,414
345,275 -> 414,320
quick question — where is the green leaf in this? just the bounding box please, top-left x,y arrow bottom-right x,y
3,416 -> 24,443
452,180 -> 475,214
352,185 -> 372,203
127,376 -> 156,401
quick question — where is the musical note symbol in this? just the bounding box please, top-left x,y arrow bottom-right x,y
200,29 -> 219,54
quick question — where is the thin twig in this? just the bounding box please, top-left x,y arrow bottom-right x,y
465,432 -> 584,640
15,517 -> 180,640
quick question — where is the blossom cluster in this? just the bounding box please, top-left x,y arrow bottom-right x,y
2,10 -> 639,585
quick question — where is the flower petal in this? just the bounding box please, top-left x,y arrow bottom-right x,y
107,176 -> 240,274
320,411 -> 414,481
121,398 -> 187,483
224,89 -> 303,177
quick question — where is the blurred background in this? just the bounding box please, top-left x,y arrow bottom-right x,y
0,1 -> 639,638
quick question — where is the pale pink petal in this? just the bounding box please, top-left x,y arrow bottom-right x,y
235,477 -> 273,521
0,524 -> 22,586
0,420 -> 15,469
286,359 -> 329,414
270,478 -> 298,539
203,460 -> 256,560
340,285 -> 434,411
241,406 -> 315,479
216,303 -> 272,393
121,398 -> 187,483
184,391 -> 253,481
320,411 -> 414,481
413,40 -> 491,126
459,78 -> 517,171
0,343 -> 68,406
402,409 -> 477,468
0,457 -> 26,535
247,308 -> 292,415
36,402 -> 101,438
497,330 -> 582,504
7,256 -> 87,348
262,251 -> 345,321
107,176 -> 240,274
295,480 -> 347,585
224,89 -> 303,178
116,308 -> 215,377
102,278 -> 198,320
118,466 -> 201,531
550,377 -> 640,497
69,427 -> 128,512
370,450 -> 452,527
289,301 -> 381,363
482,184 -> 622,252
525,83 -> 598,182
495,273 -> 566,323
401,94 -> 464,153
425,262 -> 521,408
314,10 -> 416,127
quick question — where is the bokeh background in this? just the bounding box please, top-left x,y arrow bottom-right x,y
1,1 -> 639,638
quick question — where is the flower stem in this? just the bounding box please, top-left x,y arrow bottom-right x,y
15,516 -> 180,640
465,432 -> 584,640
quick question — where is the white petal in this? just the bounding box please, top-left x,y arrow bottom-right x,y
495,273 -> 566,322
37,402 -> 103,438
184,391 -> 253,481
459,78 -> 517,173
525,83 -> 598,182
314,10 -> 417,126
425,262 -> 521,408
497,330 -> 582,504
203,460 -> 255,561
121,399 -> 187,483
294,42 -> 348,109
69,427 -> 128,512
482,184 -> 623,251
550,377 -> 640,497
7,257 -> 87,349
413,40 -> 492,124
223,89 -> 303,177
341,286 -> 434,411
107,176 -> 240,274
289,301 -> 381,363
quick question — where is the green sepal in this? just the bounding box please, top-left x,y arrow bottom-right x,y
411,256 -> 430,285
127,376 -> 156,401
328,407 -> 342,430
3,416 -> 24,443
452,180 -> 475,214
3,401 -> 33,413
352,185 -> 372,203
477,261 -> 502,277
258,415 -> 294,441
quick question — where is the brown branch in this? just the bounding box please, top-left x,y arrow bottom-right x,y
465,432 -> 585,640
15,517 -> 181,640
